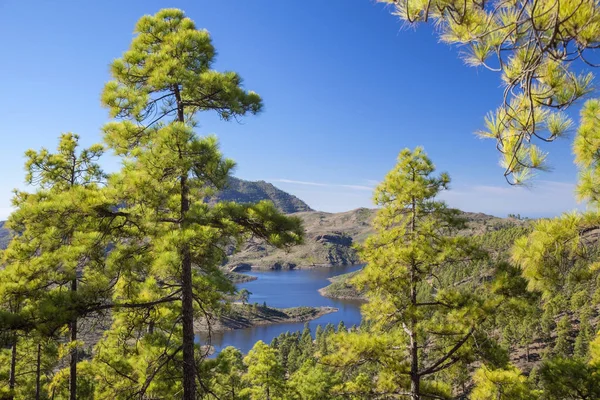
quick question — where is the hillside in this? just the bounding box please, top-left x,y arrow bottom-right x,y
212,176 -> 313,214
0,221 -> 9,250
225,208 -> 527,270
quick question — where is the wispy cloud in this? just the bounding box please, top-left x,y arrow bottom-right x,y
273,179 -> 374,192
339,184 -> 374,191
274,179 -> 329,187
440,180 -> 585,218
264,178 -> 582,217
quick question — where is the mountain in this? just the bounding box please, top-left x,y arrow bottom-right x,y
213,177 -> 313,214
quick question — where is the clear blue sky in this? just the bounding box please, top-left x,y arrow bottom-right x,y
0,0 -> 587,219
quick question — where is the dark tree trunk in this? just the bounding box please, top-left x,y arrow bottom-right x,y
8,335 -> 17,399
175,85 -> 197,400
409,194 -> 420,400
180,175 -> 196,400
35,342 -> 42,400
70,278 -> 77,400
409,275 -> 420,400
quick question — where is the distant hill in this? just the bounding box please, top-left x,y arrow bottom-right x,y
213,177 -> 313,214
224,208 -> 527,270
0,221 -> 8,249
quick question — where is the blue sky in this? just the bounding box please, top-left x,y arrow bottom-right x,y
0,0 -> 587,219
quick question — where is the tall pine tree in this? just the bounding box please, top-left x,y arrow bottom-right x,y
98,9 -> 302,399
326,148 -> 504,399
0,133 -> 108,400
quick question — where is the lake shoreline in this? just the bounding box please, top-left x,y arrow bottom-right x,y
231,262 -> 365,272
207,264 -> 364,354
318,270 -> 366,300
195,304 -> 338,333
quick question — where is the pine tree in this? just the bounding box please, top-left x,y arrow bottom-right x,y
554,316 -> 573,357
0,133 -> 109,400
537,357 -> 600,399
209,346 -> 248,400
97,9 -> 302,398
287,345 -> 302,374
287,359 -> 340,400
510,98 -> 600,396
574,307 -> 594,360
326,148 -> 499,400
299,323 -> 313,360
471,365 -> 540,400
242,341 -> 286,400
315,325 -> 323,343
0,334 -> 58,400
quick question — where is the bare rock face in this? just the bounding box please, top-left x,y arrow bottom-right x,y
315,232 -> 353,247
271,262 -> 297,270
230,263 -> 252,272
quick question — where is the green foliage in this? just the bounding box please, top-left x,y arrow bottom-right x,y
471,365 -> 540,400
5,5 -> 600,399
537,358 -> 600,399
324,148 -> 507,399
573,304 -> 595,361
101,9 -> 262,126
287,360 -> 340,400
242,341 -> 286,400
553,316 -> 573,357
0,336 -> 58,399
207,347 -> 248,400
575,99 -> 600,205
90,8 -> 304,398
0,133 -> 112,399
379,0 -> 597,184
512,213 -> 600,299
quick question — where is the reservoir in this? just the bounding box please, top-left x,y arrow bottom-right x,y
203,264 -> 364,354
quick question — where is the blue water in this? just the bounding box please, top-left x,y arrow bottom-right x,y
200,264 -> 364,354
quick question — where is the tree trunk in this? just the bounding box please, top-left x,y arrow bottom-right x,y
409,193 -> 420,400
8,335 -> 17,399
409,274 -> 419,400
180,175 -> 196,400
70,278 -> 77,400
175,85 -> 197,400
35,342 -> 41,400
